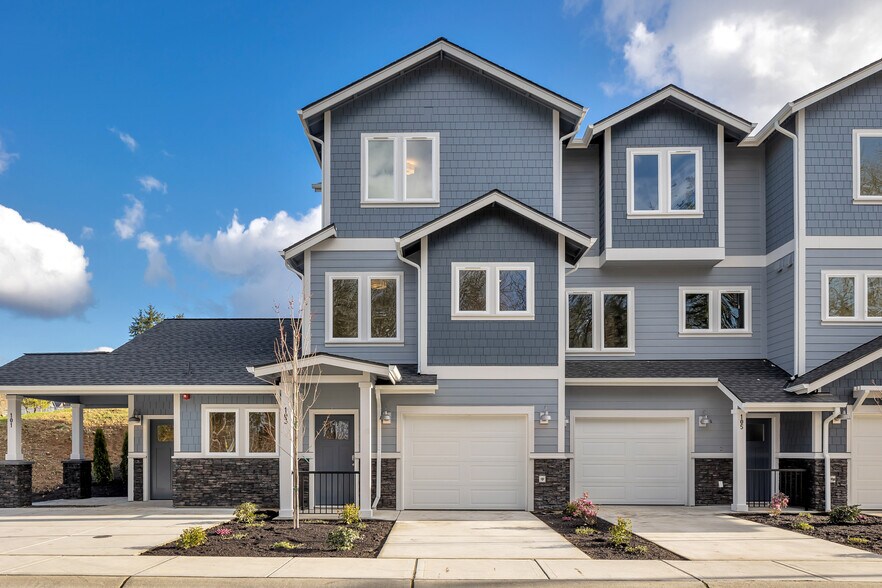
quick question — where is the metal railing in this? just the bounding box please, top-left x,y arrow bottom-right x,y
746,468 -> 805,508
298,470 -> 359,515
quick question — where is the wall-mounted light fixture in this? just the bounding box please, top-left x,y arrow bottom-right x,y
381,410 -> 392,425
128,413 -> 142,425
698,413 -> 712,428
538,406 -> 551,426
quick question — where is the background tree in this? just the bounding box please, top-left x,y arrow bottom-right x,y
129,305 -> 184,338
22,398 -> 50,413
92,428 -> 113,484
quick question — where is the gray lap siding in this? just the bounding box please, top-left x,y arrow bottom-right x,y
724,145 -> 765,257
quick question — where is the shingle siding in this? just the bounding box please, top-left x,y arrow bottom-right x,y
764,129 -> 794,252
133,394 -> 173,453
724,145 -> 765,256
805,71 -> 882,236
329,57 -> 553,237
310,250 -> 418,364
427,206 -> 558,366
609,104 -> 719,248
804,249 -> 882,371
179,393 -> 276,453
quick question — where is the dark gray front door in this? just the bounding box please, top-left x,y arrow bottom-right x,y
746,418 -> 772,504
150,419 -> 174,500
314,414 -> 355,506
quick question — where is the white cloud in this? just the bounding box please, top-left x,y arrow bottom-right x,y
86,346 -> 113,353
108,127 -> 138,152
596,0 -> 882,128
0,135 -> 18,174
562,0 -> 592,16
137,232 -> 174,287
80,226 -> 94,239
114,196 -> 145,240
0,204 -> 92,317
138,175 -> 168,194
179,206 -> 322,315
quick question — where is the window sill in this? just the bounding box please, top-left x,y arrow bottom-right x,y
451,314 -> 535,321
360,201 -> 440,208
566,350 -> 636,356
627,212 -> 704,219
853,197 -> 882,205
678,331 -> 753,338
821,319 -> 882,326
324,341 -> 405,346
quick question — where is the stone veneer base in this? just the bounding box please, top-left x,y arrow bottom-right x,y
695,458 -> 733,505
371,457 -> 397,510
0,461 -> 33,508
779,458 -> 848,511
533,459 -> 570,513
132,458 -> 144,501
61,459 -> 92,499
173,457 -> 279,508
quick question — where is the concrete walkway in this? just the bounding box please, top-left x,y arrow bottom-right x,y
602,505 -> 882,561
378,510 -> 588,559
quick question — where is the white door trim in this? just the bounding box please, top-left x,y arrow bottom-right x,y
570,410 -> 695,506
308,409 -> 359,512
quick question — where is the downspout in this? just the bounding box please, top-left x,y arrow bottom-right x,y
395,238 -> 422,372
372,387 -> 382,509
823,407 -> 842,512
774,121 -> 799,376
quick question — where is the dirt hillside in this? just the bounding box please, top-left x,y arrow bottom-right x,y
0,408 -> 128,492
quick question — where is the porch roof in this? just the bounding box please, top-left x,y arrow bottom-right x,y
786,334 -> 882,394
565,359 -> 838,404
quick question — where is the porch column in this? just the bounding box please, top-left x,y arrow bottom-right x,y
278,380 -> 295,520
358,381 -> 373,519
70,403 -> 84,460
732,407 -> 748,512
5,394 -> 23,461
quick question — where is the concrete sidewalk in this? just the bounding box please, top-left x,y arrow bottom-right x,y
2,555 -> 882,584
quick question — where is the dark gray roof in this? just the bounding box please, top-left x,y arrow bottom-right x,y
0,319 -> 287,388
566,359 -> 840,404
789,334 -> 882,390
376,364 -> 437,387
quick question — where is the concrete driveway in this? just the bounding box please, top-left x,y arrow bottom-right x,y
0,500 -> 231,556
602,505 -> 882,561
378,510 -> 588,559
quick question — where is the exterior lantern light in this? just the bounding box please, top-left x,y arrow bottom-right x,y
698,413 -> 712,427
381,410 -> 392,425
538,406 -> 551,426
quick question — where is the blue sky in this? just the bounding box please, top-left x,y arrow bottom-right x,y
0,0 -> 878,363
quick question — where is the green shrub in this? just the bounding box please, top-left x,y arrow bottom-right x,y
92,428 -> 113,484
120,431 -> 128,484
272,540 -> 303,550
563,501 -> 578,517
830,505 -> 863,524
792,512 -> 814,531
231,533 -> 248,540
234,502 -> 259,524
847,537 -> 870,545
609,517 -> 633,548
340,503 -> 360,526
177,527 -> 207,549
625,544 -> 648,555
574,526 -> 596,537
328,526 -> 360,551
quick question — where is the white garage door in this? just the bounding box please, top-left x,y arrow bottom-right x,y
402,414 -> 527,510
573,416 -> 688,505
852,414 -> 882,509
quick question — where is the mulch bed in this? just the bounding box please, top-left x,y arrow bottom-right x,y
536,513 -> 683,560
739,512 -> 882,555
33,480 -> 127,503
145,511 -> 393,558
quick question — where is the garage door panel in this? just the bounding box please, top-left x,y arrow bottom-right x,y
574,416 -> 688,506
403,414 -> 527,510
853,416 -> 882,508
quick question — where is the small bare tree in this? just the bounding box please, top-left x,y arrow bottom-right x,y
272,299 -> 319,529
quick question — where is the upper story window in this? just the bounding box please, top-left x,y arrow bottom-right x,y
361,133 -> 440,205
679,287 -> 751,336
327,272 -> 403,343
566,288 -> 635,353
627,147 -> 703,217
823,270 -> 882,323
451,262 -> 534,320
853,130 -> 882,203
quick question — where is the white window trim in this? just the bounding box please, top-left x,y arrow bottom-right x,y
626,147 -> 704,218
565,288 -> 635,354
202,405 -> 280,458
325,272 -> 404,344
822,270 -> 882,324
678,286 -> 752,336
852,129 -> 882,203
244,408 -> 280,457
361,132 -> 440,206
451,262 -> 534,320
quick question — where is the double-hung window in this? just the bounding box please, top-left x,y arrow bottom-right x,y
627,147 -> 703,217
362,133 -> 440,205
822,270 -> 882,323
204,406 -> 278,457
852,130 -> 882,202
679,287 -> 751,335
327,272 -> 403,343
566,288 -> 635,353
452,263 -> 534,319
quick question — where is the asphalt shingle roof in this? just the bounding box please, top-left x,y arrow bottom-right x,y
566,359 -> 839,404
789,334 -> 882,390
376,364 -> 437,386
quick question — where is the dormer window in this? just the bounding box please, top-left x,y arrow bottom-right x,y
627,147 -> 703,217
361,133 -> 439,205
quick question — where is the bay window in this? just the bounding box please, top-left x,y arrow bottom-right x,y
566,288 -> 634,352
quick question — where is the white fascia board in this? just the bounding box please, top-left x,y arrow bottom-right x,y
398,191 -> 594,250
785,347 -> 882,394
739,103 -> 793,147
566,377 -> 720,387
426,365 -> 560,379
742,402 -> 847,412
282,225 -> 337,261
297,109 -> 323,167
602,247 -> 725,263
375,385 -> 437,394
591,87 -> 754,136
251,355 -> 397,382
300,40 -> 583,121
0,385 -> 271,394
